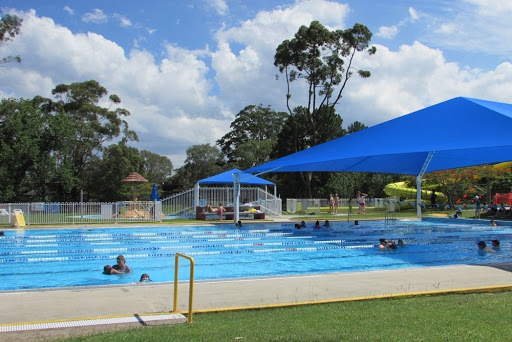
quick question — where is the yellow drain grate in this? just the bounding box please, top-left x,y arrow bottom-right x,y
0,313 -> 187,332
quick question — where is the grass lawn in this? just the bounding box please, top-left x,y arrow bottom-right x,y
60,291 -> 512,341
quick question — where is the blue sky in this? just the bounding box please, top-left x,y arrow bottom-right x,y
2,0 -> 512,166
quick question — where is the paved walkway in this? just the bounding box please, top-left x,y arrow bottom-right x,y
2,262 -> 512,341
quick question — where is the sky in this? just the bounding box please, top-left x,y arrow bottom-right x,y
2,0 -> 512,167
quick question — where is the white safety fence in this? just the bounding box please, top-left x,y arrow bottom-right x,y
286,197 -> 391,213
0,201 -> 162,226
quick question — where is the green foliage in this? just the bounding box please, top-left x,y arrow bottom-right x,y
85,144 -> 144,201
423,165 -> 512,204
272,106 -> 346,197
217,104 -> 288,170
140,150 -> 173,183
40,80 -> 138,200
347,120 -> 368,133
0,12 -> 23,64
167,144 -> 226,192
0,98 -> 50,201
274,20 -> 376,138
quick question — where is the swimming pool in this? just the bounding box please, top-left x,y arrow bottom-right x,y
1,220 -> 510,292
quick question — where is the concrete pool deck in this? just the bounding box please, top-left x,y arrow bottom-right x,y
2,262 -> 512,341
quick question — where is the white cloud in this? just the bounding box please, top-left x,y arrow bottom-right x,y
435,23 -> 457,35
423,0 -> 512,56
63,6 -> 74,15
82,9 -> 108,24
409,7 -> 419,21
341,41 -> 512,126
376,25 -> 398,39
207,0 -> 228,16
113,13 -> 132,27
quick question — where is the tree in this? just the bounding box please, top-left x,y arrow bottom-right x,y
272,106 -> 345,197
217,104 -> 287,170
39,80 -> 138,200
140,150 -> 173,183
167,144 -> 225,192
347,121 -> 368,134
423,165 -> 511,205
0,98 -> 47,201
274,21 -> 376,147
85,143 -> 145,201
0,12 -> 23,64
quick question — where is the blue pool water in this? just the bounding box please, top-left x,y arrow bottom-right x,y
1,220 -> 511,292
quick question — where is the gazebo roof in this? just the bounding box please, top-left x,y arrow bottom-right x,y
121,172 -> 148,182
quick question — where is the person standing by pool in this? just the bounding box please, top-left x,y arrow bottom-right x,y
112,255 -> 132,274
475,196 -> 481,219
334,193 -> 340,214
357,191 -> 368,215
329,194 -> 334,214
218,203 -> 225,220
430,190 -> 438,208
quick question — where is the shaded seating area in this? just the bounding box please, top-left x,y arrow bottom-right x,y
195,205 -> 265,221
194,169 -> 274,221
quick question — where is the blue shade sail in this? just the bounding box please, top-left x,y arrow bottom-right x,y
199,169 -> 274,185
246,97 -> 512,175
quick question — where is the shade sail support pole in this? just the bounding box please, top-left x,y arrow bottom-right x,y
194,183 -> 200,208
416,151 -> 435,218
233,173 -> 241,223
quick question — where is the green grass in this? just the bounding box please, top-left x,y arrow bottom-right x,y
60,291 -> 512,341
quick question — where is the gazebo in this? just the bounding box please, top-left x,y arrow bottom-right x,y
194,169 -> 276,217
121,172 -> 148,201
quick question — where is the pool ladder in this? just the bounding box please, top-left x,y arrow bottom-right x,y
385,211 -> 396,222
172,253 -> 195,323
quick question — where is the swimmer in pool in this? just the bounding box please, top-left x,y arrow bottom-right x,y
477,241 -> 495,253
491,239 -> 500,249
137,273 -> 152,283
378,238 -> 388,250
103,265 -> 113,274
112,255 -> 133,274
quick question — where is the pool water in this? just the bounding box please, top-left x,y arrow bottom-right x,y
1,220 -> 511,292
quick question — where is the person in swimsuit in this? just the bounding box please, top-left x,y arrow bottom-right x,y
357,191 -> 368,214
334,193 -> 339,214
112,255 -> 133,274
329,194 -> 334,214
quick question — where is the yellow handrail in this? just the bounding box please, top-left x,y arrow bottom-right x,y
173,253 -> 195,323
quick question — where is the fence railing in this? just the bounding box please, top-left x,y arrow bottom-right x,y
0,187 -> 282,226
160,186 -> 282,218
286,197 -> 390,213
0,201 -> 162,226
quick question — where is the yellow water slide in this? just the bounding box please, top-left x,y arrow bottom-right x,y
384,161 -> 512,203
384,182 -> 448,204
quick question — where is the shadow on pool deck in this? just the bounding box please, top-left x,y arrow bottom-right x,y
2,262 -> 512,341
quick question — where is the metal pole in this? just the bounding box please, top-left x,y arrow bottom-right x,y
233,173 -> 240,223
417,151 -> 435,219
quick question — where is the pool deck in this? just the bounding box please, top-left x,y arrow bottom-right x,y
2,218 -> 512,340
